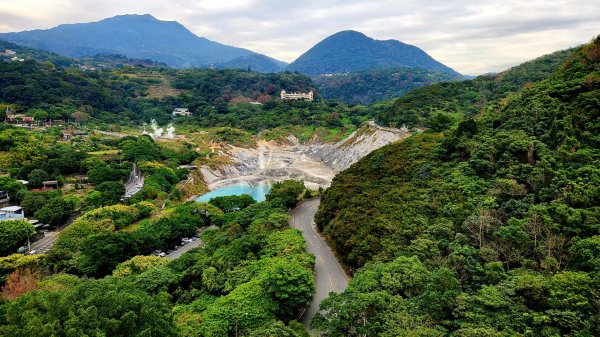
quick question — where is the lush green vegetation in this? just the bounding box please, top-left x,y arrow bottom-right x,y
0,220 -> 35,256
0,182 -> 313,336
377,48 -> 575,128
314,67 -> 463,105
0,40 -> 74,67
314,37 -> 600,335
0,55 -> 372,132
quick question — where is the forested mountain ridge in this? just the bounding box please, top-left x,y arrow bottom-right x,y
0,14 -> 283,70
286,30 -> 460,76
0,40 -> 74,67
312,36 -> 600,336
0,55 -> 374,132
313,67 -> 463,105
376,47 -> 576,128
216,54 -> 288,73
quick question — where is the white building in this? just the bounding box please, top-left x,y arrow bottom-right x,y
172,108 -> 192,117
1,49 -> 16,56
0,206 -> 25,221
280,90 -> 314,101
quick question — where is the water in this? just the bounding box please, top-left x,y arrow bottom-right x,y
195,181 -> 271,202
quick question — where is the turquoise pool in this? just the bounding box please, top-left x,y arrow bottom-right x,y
195,181 -> 272,202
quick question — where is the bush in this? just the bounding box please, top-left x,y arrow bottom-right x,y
0,220 -> 35,255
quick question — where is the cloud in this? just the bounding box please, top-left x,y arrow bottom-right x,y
0,0 -> 598,74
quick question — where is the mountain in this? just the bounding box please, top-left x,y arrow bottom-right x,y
0,14 -> 282,69
0,40 -> 74,67
312,36 -> 600,336
376,47 -> 576,128
313,67 -> 463,105
216,53 -> 288,73
286,30 -> 460,76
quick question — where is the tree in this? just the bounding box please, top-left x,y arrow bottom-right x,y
20,192 -> 48,216
121,136 -> 161,162
0,176 -> 27,200
113,255 -> 169,277
261,257 -> 315,319
209,194 -> 256,212
0,220 -> 35,255
34,197 -> 75,227
87,165 -> 128,185
94,181 -> 126,205
1,267 -> 40,300
27,169 -> 49,188
266,180 -> 305,208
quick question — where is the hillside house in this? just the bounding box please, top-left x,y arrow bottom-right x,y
0,49 -> 16,56
0,206 -> 25,221
172,108 -> 192,117
5,113 -> 34,124
280,90 -> 314,101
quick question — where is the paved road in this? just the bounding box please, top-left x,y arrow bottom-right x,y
29,212 -> 80,254
165,238 -> 203,260
123,164 -> 144,198
165,226 -> 215,260
290,198 -> 349,328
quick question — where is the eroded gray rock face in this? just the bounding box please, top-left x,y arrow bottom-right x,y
201,121 -> 410,189
303,121 -> 409,172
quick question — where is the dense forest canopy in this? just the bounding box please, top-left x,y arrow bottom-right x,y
376,47 -> 576,129
0,50 -> 374,133
314,36 -> 600,335
313,67 -> 463,105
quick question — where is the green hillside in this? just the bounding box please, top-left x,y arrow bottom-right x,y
313,36 -> 600,335
314,67 -> 463,105
377,47 -> 575,128
0,54 -> 370,132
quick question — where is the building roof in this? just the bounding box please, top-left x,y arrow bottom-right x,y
0,206 -> 22,212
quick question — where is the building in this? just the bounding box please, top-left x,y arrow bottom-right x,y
172,108 -> 192,117
0,49 -> 16,56
0,206 -> 25,221
6,113 -> 34,124
280,90 -> 314,101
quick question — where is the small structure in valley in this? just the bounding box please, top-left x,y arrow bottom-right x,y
280,90 -> 314,101
172,108 -> 192,117
0,206 -> 25,221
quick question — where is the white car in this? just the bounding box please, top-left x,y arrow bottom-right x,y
158,252 -> 166,257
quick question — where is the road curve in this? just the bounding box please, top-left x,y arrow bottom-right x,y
290,198 -> 349,329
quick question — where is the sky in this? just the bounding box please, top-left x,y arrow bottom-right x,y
0,0 -> 598,75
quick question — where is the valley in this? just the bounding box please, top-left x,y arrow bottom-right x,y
200,121 -> 410,190
0,7 -> 598,337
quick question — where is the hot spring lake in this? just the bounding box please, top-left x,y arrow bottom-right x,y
195,181 -> 272,202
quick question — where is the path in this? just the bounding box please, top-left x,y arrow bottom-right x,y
290,198 -> 349,329
166,226 -> 215,260
29,212 -> 79,253
123,164 -> 143,198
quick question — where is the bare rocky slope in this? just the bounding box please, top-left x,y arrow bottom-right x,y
200,121 -> 411,189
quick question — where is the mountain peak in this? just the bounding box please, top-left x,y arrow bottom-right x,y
0,15 -> 285,69
287,31 -> 459,76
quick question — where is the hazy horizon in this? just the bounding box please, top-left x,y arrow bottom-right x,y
1,0 -> 598,75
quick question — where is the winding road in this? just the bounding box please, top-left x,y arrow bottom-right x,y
290,198 -> 349,329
